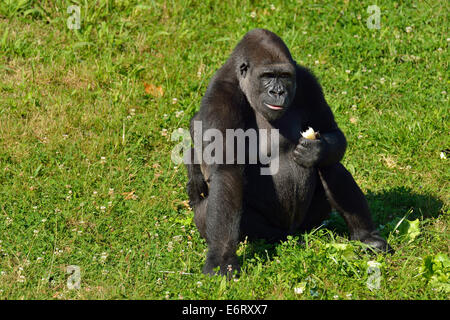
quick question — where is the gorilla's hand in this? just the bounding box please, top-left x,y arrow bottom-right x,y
203,251 -> 241,278
293,137 -> 328,168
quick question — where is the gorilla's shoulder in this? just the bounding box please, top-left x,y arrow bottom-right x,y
196,75 -> 248,130
294,64 -> 326,103
295,64 -> 320,87
201,62 -> 244,107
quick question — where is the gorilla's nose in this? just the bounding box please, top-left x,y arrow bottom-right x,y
269,87 -> 285,98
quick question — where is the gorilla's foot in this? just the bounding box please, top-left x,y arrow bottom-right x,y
353,230 -> 394,253
202,252 -> 241,279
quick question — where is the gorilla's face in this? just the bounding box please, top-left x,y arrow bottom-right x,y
241,62 -> 296,121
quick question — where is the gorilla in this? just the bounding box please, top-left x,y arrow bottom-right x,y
185,29 -> 391,276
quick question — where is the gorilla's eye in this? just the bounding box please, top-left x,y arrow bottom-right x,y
280,73 -> 292,78
261,72 -> 292,79
261,72 -> 276,78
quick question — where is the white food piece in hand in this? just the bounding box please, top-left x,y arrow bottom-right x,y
301,127 -> 317,140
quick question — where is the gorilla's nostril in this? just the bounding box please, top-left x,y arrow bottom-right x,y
270,89 -> 284,97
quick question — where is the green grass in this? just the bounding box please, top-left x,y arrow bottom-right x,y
0,0 -> 448,300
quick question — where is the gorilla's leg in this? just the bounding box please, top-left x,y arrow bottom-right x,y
188,164 -> 243,275
240,209 -> 288,243
202,166 -> 243,276
318,163 -> 392,252
186,149 -> 208,208
299,181 -> 332,231
186,148 -> 209,238
192,199 -> 207,239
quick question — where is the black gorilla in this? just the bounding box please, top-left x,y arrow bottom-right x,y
185,29 -> 391,276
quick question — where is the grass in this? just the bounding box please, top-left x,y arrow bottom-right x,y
0,0 -> 448,300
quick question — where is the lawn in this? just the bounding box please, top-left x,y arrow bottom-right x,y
0,0 -> 448,300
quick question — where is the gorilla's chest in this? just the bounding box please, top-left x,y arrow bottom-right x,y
243,111 -> 317,229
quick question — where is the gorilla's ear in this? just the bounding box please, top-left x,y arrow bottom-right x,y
239,62 -> 249,78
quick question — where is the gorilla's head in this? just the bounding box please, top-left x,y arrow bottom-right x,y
234,29 -> 297,122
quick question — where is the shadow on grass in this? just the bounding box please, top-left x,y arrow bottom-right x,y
367,186 -> 444,222
325,186 -> 445,236
240,186 -> 444,264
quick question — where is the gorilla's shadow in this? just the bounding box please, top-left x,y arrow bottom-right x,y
326,186 -> 444,235
241,186 -> 444,264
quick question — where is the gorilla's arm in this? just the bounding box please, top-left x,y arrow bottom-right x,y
318,128 -> 347,166
193,74 -> 247,276
202,165 -> 243,275
293,66 -> 347,168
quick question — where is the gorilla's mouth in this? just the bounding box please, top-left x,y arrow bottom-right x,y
264,103 -> 284,110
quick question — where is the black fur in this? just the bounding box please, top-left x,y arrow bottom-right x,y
186,29 -> 391,276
